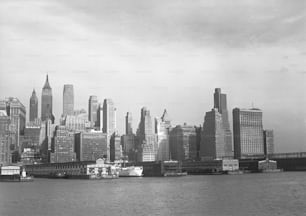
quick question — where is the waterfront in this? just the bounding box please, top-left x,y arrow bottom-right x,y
0,172 -> 306,216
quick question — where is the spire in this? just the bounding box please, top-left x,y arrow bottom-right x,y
161,109 -> 170,122
43,74 -> 51,89
32,89 -> 36,96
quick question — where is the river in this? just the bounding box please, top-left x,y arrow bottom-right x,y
0,172 -> 306,216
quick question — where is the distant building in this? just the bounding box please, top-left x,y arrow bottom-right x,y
233,108 -> 265,159
213,88 -> 233,157
264,130 -> 274,156
75,131 -> 108,161
136,107 -> 157,162
63,84 -> 74,116
201,108 -> 232,160
110,133 -> 122,162
169,123 -> 197,161
29,89 -> 38,122
50,126 -> 76,163
121,134 -> 136,162
195,126 -> 202,160
102,99 -> 116,135
155,109 -> 171,161
125,112 -> 133,135
0,110 -> 13,165
88,96 -> 98,125
62,115 -> 86,132
41,75 -> 54,122
0,97 -> 26,155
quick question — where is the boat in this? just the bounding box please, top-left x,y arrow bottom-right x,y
163,171 -> 187,177
119,166 -> 143,177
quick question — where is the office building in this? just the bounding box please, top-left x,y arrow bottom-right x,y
75,131 -> 108,161
102,99 -> 116,135
41,75 -> 54,122
29,89 -> 38,122
169,123 -> 197,161
264,130 -> 274,156
213,88 -> 233,157
0,110 -> 12,165
110,133 -> 122,162
63,84 -> 74,116
155,109 -> 171,161
0,97 -> 26,153
200,108 -> 228,160
88,96 -> 98,125
50,126 -> 76,163
136,107 -> 157,162
233,108 -> 265,159
125,112 -> 133,135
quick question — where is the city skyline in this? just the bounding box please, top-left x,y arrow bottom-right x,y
1,0 -> 306,153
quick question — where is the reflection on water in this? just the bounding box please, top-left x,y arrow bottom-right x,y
0,172 -> 306,216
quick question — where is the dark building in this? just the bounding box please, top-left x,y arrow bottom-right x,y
264,130 -> 274,156
169,123 -> 197,161
63,84 -> 74,116
50,126 -> 76,163
41,75 -> 54,122
29,89 -> 38,122
110,133 -> 121,162
125,112 -> 133,135
75,131 -> 108,161
102,98 -> 116,135
233,108 -> 264,159
213,88 -> 233,157
121,134 -> 136,162
88,96 -> 98,125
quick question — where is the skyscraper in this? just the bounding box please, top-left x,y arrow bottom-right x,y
213,88 -> 233,157
0,110 -> 13,165
200,108 -> 226,160
136,107 -> 157,162
29,89 -> 38,122
233,108 -> 264,159
88,95 -> 98,125
264,130 -> 274,156
125,112 -> 133,135
102,99 -> 116,135
41,75 -> 53,122
155,109 -> 171,161
63,84 -> 74,116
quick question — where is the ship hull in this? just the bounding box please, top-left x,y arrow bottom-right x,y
119,166 -> 143,177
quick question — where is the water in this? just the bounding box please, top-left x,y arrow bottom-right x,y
0,172 -> 306,216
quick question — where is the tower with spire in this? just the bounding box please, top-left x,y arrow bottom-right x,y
29,89 -> 38,121
41,75 -> 54,122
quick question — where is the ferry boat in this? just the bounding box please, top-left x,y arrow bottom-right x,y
0,166 -> 34,182
119,166 -> 143,177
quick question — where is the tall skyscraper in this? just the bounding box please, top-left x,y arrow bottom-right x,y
88,95 -> 98,125
102,99 -> 116,135
29,89 -> 38,122
0,110 -> 13,165
155,109 -> 171,161
136,107 -> 157,162
125,112 -> 133,135
213,88 -> 233,157
200,108 -> 226,160
63,84 -> 74,116
233,108 -> 264,159
41,75 -> 53,122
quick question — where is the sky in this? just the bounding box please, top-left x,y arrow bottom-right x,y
0,0 -> 305,153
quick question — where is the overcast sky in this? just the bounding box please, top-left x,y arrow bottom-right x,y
0,0 -> 305,153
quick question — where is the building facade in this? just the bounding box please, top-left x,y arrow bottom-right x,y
29,89 -> 38,122
169,124 -> 197,161
88,96 -> 98,125
110,133 -> 122,162
50,126 -> 76,163
41,75 -> 54,122
75,131 -> 108,161
0,110 -> 12,165
102,99 -> 116,135
63,84 -> 74,116
136,107 -> 157,162
155,109 -> 171,161
233,108 -> 265,159
125,112 -> 133,135
264,130 -> 274,156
